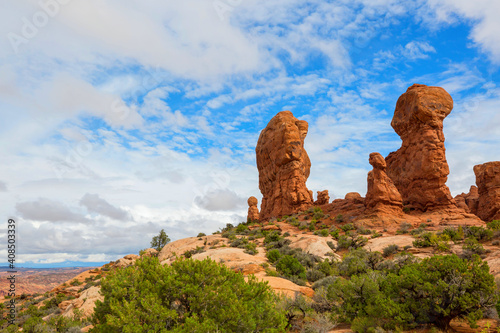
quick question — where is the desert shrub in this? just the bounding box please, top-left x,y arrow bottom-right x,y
308,220 -> 317,231
463,226 -> 493,242
313,207 -> 325,220
312,276 -> 338,291
196,232 -> 206,237
487,220 -> 500,230
413,232 -> 450,251
439,227 -> 463,243
337,249 -> 370,277
328,254 -> 498,332
327,241 -> 336,250
382,244 -> 399,258
236,223 -> 249,234
230,237 -> 248,248
340,223 -> 355,232
267,249 -> 282,263
314,229 -> 329,237
70,279 -> 82,286
306,268 -> 326,282
356,226 -> 372,235
244,242 -> 258,255
330,228 -> 340,239
276,255 -> 307,280
92,257 -> 287,332
335,214 -> 345,223
396,222 -> 412,234
371,231 -> 383,238
336,233 -> 368,251
183,246 -> 205,258
264,231 -> 283,245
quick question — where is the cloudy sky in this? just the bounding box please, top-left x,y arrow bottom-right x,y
1,0 -> 499,267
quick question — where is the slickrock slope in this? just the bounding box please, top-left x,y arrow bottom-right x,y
247,196 -> 260,222
474,162 -> 500,221
256,111 -> 313,219
365,152 -> 403,216
385,84 -> 457,212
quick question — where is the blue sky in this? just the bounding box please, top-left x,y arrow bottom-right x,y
0,0 -> 499,267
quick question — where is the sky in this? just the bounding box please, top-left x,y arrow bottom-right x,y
0,0 -> 499,268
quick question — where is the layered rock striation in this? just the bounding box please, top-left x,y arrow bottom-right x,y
385,84 -> 457,211
365,152 -> 403,215
256,111 -> 313,219
474,162 -> 500,221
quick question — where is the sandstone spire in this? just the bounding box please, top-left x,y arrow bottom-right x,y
365,152 -> 403,215
256,111 -> 313,219
385,84 -> 457,211
474,162 -> 500,221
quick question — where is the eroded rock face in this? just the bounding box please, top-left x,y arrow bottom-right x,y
256,111 -> 313,219
385,84 -> 456,211
315,190 -> 330,205
474,162 -> 500,221
247,196 -> 260,222
365,152 -> 403,214
455,186 -> 480,214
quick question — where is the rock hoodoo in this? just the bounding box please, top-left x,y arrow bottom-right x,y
315,190 -> 330,205
385,84 -> 457,211
365,152 -> 403,215
247,196 -> 260,222
474,162 -> 500,222
256,111 -> 313,219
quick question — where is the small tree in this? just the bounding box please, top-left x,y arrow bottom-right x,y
150,229 -> 170,251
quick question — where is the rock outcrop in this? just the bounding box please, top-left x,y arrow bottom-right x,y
365,152 -> 403,215
385,84 -> 457,211
256,111 -> 313,219
474,162 -> 500,221
315,190 -> 330,205
247,196 -> 260,222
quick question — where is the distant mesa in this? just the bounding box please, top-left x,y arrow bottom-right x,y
251,84 -> 495,225
256,111 -> 313,220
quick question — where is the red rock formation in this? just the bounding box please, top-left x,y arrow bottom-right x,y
247,196 -> 260,222
385,84 -> 457,211
474,162 -> 500,221
345,192 -> 364,204
454,186 -> 479,214
315,190 -> 330,205
256,111 -> 313,219
365,152 -> 403,215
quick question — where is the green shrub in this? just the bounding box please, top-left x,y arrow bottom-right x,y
340,223 -> 355,232
266,249 -> 282,263
244,242 -> 258,255
487,220 -> 500,230
396,222 -> 412,234
276,255 -> 307,280
197,232 -> 206,237
313,207 -> 325,220
382,244 -> 399,258
92,257 -> 287,332
335,214 -> 345,223
330,228 -> 340,239
463,226 -> 493,242
236,223 -> 249,234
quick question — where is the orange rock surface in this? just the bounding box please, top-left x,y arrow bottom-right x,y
365,152 -> 403,215
247,196 -> 260,222
385,84 -> 457,211
256,111 -> 313,219
315,190 -> 330,205
474,161 -> 500,221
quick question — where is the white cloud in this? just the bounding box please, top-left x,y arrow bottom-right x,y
80,193 -> 131,221
425,0 -> 500,63
16,198 -> 89,223
401,41 -> 436,60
